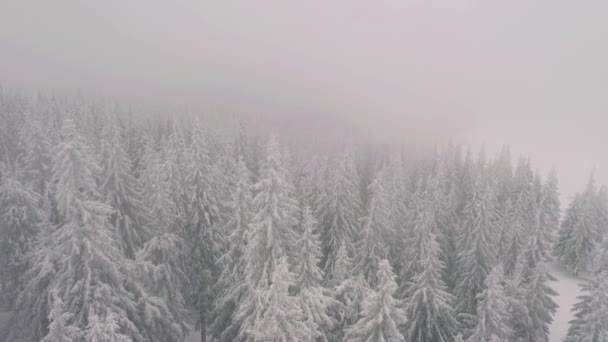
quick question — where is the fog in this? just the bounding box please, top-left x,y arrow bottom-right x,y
1,0 -> 607,201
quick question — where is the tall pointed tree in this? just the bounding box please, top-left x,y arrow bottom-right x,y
294,207 -> 339,342
404,228 -> 459,342
100,123 -> 151,259
230,136 -> 300,341
344,259 -> 407,342
456,176 -> 499,316
355,167 -> 392,286
563,271 -> 608,342
465,266 -> 513,342
319,152 -> 362,282
211,156 -> 254,341
8,120 -> 149,341
554,176 -> 602,275
0,169 -> 45,307
181,117 -> 225,342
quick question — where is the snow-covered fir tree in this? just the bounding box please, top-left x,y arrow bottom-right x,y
181,117 -> 225,342
554,176 -> 603,275
231,136 -> 301,341
318,152 -> 362,283
248,257 -> 311,342
294,207 -> 339,342
7,120 -> 145,340
355,167 -> 393,286
100,123 -> 151,259
465,266 -> 513,342
403,228 -> 459,342
456,176 -> 500,317
563,271 -> 608,342
344,259 -> 407,342
211,156 -> 254,341
0,168 -> 46,306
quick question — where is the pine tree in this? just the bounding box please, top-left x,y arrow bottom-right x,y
181,118 -> 225,342
564,271 -> 608,342
247,257 -> 311,342
456,176 -> 499,316
319,152 -> 362,282
294,207 -> 339,342
465,266 -> 513,342
22,119 -> 53,199
520,262 -> 558,342
100,123 -> 151,259
0,169 -> 45,306
8,120 -> 146,340
404,229 -> 459,342
554,176 -> 602,275
211,156 -> 253,341
334,274 -> 371,334
134,232 -> 190,341
329,242 -> 353,287
43,293 -> 81,342
344,259 -> 406,342
355,167 -> 392,286
230,136 -> 300,341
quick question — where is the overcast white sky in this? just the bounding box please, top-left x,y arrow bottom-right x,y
1,0 -> 607,203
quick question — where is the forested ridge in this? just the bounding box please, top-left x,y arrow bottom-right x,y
0,90 -> 607,341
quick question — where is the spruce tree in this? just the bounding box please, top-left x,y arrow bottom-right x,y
344,259 -> 407,342
181,118 -> 225,342
521,262 -> 558,342
0,169 -> 45,306
248,257 -> 311,342
355,167 -> 392,286
211,156 -> 253,341
554,176 -> 602,275
456,176 -> 499,316
319,152 -> 362,282
404,229 -> 459,342
100,123 -> 151,259
294,207 -> 339,342
465,266 -> 513,342
231,136 -> 300,341
564,271 -> 608,342
8,120 -> 145,341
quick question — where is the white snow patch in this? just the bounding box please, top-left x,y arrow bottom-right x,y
547,261 -> 587,342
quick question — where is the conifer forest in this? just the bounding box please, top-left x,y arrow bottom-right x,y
1,91 -> 607,342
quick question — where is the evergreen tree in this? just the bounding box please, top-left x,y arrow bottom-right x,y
8,120 -> 146,340
344,259 -> 406,342
294,207 -> 339,342
181,118 -> 225,342
355,167 -> 392,286
43,293 -> 81,342
134,232 -> 190,341
554,176 -> 602,275
0,169 -> 45,306
100,124 -> 151,259
520,262 -> 558,342
248,257 -> 311,342
211,156 -> 253,341
564,271 -> 608,342
404,229 -> 459,342
319,152 -> 362,282
456,177 -> 499,316
465,266 -> 513,342
231,136 -> 300,341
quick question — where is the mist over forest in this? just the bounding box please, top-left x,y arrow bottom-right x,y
2,1 -> 608,341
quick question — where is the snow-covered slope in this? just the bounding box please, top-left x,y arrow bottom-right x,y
547,261 -> 586,342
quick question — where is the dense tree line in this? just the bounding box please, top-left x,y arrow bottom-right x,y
0,89 -> 607,341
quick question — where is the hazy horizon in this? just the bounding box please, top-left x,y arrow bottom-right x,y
1,0 -> 607,203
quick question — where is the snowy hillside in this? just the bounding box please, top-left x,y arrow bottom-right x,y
547,262 -> 585,342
